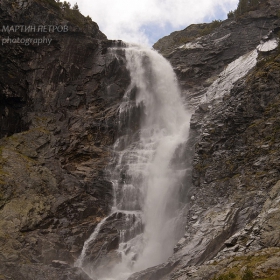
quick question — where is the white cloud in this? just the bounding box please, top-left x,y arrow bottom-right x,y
67,0 -> 239,45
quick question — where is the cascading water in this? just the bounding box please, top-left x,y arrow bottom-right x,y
75,44 -> 191,280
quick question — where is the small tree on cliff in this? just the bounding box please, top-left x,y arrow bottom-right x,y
234,0 -> 267,18
62,1 -> 71,10
73,2 -> 79,11
236,0 -> 248,16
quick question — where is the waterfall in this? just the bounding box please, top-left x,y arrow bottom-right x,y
76,44 -> 190,280
75,216 -> 109,268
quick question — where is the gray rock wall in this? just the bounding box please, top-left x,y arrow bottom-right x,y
0,1 -> 130,279
132,1 -> 280,279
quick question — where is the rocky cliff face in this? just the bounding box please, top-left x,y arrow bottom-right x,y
129,1 -> 280,279
1,0 -> 280,279
0,0 -> 130,279
154,0 -> 280,109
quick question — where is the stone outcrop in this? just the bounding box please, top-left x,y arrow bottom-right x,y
0,0 -> 130,279
154,0 -> 280,109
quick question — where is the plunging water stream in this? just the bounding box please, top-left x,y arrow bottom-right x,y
75,44 -> 190,280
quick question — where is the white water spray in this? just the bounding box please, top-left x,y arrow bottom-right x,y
76,44 -> 190,280
75,217 -> 109,268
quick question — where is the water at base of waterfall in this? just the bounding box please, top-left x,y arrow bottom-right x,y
75,43 -> 190,280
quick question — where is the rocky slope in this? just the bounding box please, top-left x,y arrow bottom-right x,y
154,0 -> 280,109
0,0 -> 130,279
1,0 -> 280,279
128,1 -> 280,279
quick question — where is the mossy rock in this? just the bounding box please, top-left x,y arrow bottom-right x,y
212,248 -> 280,280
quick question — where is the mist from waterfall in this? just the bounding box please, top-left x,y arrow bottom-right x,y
76,44 -> 191,280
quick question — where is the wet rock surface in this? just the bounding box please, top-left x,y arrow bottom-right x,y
130,1 -> 280,279
167,48 -> 280,280
0,0 -> 130,279
130,49 -> 280,273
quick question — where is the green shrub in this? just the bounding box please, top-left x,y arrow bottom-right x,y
227,10 -> 235,19
43,0 -> 61,9
62,1 -> 71,9
199,20 -> 222,36
213,272 -> 236,280
241,268 -> 254,280
64,8 -> 85,26
233,0 -> 268,19
72,2 -> 79,11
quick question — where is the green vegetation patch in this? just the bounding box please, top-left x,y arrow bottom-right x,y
38,0 -> 90,27
213,272 -> 237,280
212,248 -> 280,280
228,0 -> 269,19
175,20 -> 222,45
64,8 -> 85,26
199,20 -> 222,36
0,146 -> 8,184
42,0 -> 61,10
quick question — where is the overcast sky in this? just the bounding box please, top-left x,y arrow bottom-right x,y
68,0 -> 239,46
